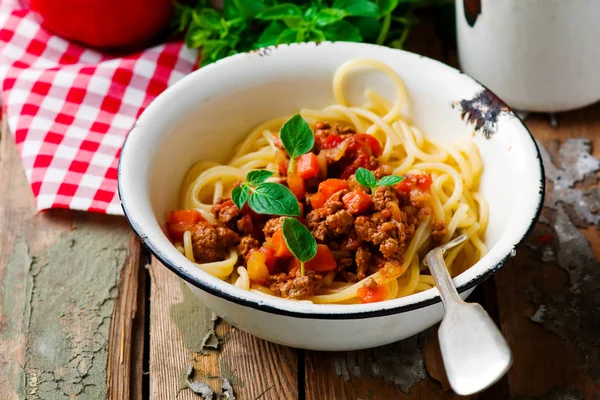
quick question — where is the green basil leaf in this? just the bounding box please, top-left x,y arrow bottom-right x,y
186,29 -> 213,49
234,0 -> 265,17
378,175 -> 404,186
308,28 -> 326,42
377,0 -> 400,15
332,0 -> 379,17
276,28 -> 300,45
222,0 -> 241,20
255,21 -> 286,48
282,217 -> 317,263
282,16 -> 305,29
350,16 -> 381,41
323,20 -> 363,42
248,183 -> 301,216
231,185 -> 249,210
304,6 -> 319,21
279,114 -> 314,159
355,167 -> 377,189
247,170 -> 274,186
314,8 -> 347,27
192,8 -> 222,31
257,3 -> 303,20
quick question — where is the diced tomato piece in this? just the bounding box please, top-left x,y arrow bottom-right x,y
297,153 -> 319,179
271,229 -> 292,258
258,246 -> 278,273
320,134 -> 344,149
342,190 -> 371,215
354,133 -> 383,156
291,244 -> 337,273
357,282 -> 388,303
306,245 -> 337,272
310,179 -> 350,209
278,160 -> 288,176
287,170 -> 306,200
247,250 -> 270,283
340,154 -> 370,179
395,172 -> 433,193
166,209 -> 205,241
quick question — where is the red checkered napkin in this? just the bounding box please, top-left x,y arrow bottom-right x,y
0,7 -> 198,214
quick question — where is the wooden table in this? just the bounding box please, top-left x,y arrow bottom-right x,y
1,25 -> 600,400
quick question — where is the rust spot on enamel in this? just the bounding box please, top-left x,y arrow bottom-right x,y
454,90 -> 510,139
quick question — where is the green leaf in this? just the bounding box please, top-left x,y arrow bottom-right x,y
247,170 -> 274,186
282,217 -> 317,263
377,0 -> 400,15
255,21 -> 286,48
282,16 -> 305,29
222,0 -> 241,19
378,175 -> 404,186
355,167 -> 377,189
231,185 -> 249,210
248,183 -> 301,216
323,20 -> 363,42
186,29 -> 213,49
257,3 -> 303,20
192,8 -> 222,31
314,8 -> 347,27
332,0 -> 379,17
279,114 -> 315,159
308,28 -> 326,42
276,28 -> 300,45
234,0 -> 265,17
350,17 -> 381,41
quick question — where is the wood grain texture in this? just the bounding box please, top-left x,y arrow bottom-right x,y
149,257 -> 299,400
0,116 -> 139,399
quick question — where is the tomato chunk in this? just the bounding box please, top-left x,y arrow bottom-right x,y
354,133 -> 383,156
296,153 -> 319,179
320,134 -> 344,149
287,169 -> 306,200
310,179 -> 350,209
167,209 -> 205,241
247,250 -> 270,283
271,229 -> 292,258
357,281 -> 388,303
291,244 -> 337,272
395,172 -> 433,193
342,190 -> 371,215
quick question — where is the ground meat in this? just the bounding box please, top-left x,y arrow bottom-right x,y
306,208 -> 328,242
191,222 -> 239,263
236,213 -> 254,235
268,270 -> 323,300
373,164 -> 393,179
336,256 -> 354,271
363,277 -> 378,290
237,235 -> 260,258
372,186 -> 398,211
263,217 -> 284,238
340,271 -> 358,283
323,190 -> 347,214
431,221 -> 447,246
325,210 -> 354,236
355,247 -> 371,281
211,198 -> 240,224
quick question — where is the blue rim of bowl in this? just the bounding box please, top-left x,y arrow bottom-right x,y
117,43 -> 546,320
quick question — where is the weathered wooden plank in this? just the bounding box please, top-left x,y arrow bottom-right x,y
149,257 -> 299,399
0,116 -> 139,399
490,108 -> 600,399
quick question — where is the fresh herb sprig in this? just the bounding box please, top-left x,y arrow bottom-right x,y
355,167 -> 404,192
279,114 -> 314,172
282,217 -> 317,276
232,170 -> 301,216
173,0 -> 431,67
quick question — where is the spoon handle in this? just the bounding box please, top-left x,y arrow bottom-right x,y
424,235 -> 467,308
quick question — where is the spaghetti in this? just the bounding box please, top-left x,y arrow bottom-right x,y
170,58 -> 488,305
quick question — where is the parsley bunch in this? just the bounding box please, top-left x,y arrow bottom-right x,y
174,0 -> 429,66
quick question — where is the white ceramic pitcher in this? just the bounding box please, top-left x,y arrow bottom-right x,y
456,0 -> 600,112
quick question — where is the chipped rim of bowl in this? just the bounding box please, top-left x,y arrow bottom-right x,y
118,41 -> 545,320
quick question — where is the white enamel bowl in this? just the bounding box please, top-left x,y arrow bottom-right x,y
118,42 -> 544,351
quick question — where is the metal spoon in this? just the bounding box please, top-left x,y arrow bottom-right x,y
424,235 -> 512,396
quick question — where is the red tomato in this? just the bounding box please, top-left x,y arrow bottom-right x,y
278,160 -> 289,176
342,190 -> 372,214
291,244 -> 337,272
166,209 -> 205,241
357,283 -> 388,303
340,154 -> 370,179
270,229 -> 292,258
296,153 -> 319,179
30,0 -> 173,49
354,134 -> 383,156
395,173 -> 433,193
246,250 -> 270,283
310,179 -> 350,209
320,134 -> 344,149
248,246 -> 278,275
287,170 -> 306,200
